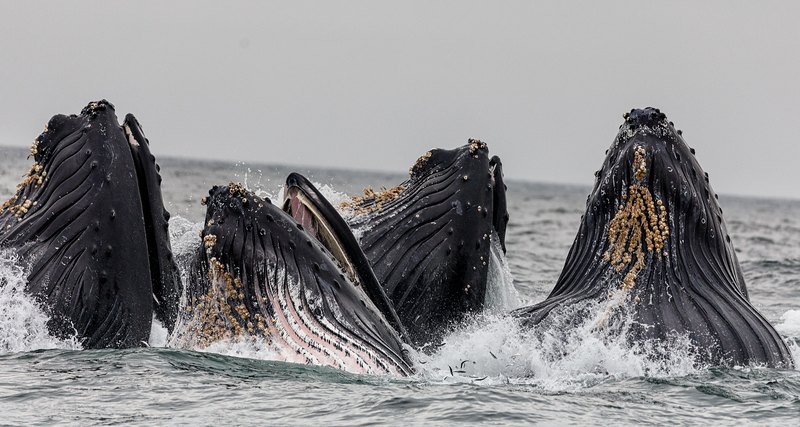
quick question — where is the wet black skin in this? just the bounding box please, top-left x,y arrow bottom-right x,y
185,185 -> 414,374
0,100 -> 181,348
124,115 -> 183,332
514,108 -> 793,368
346,141 -> 509,348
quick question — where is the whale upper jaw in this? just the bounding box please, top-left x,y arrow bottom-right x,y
0,100 -> 181,348
514,107 -> 794,368
341,141 -> 509,349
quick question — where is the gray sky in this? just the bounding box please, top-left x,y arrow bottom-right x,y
2,1 -> 799,199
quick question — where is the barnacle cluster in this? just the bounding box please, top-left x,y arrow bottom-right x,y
603,145 -> 669,291
201,183 -> 250,208
633,145 -> 647,181
409,150 -> 432,176
341,185 -> 406,216
1,142 -> 47,221
1,198 -> 36,221
182,257 -> 268,347
468,138 -> 486,154
203,234 -> 218,250
227,182 -> 248,198
30,139 -> 39,157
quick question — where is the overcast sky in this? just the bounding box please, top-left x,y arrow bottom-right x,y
2,1 -> 799,199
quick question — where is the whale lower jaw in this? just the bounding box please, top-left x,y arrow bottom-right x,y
175,261 -> 410,376
239,272 -> 404,376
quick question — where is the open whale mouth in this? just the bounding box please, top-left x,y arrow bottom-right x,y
182,183 -> 414,375
283,180 -> 358,285
282,173 -> 408,339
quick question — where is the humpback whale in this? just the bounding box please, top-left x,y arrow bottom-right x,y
0,100 -> 181,348
177,183 -> 413,376
343,140 -> 509,348
514,108 -> 794,368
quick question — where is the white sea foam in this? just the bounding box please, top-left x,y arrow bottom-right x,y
417,299 -> 701,390
485,232 -> 521,312
149,318 -> 169,348
776,309 -> 800,337
168,215 -> 204,317
315,182 -> 352,209
776,309 -> 800,368
0,250 -> 80,353
168,215 -> 203,258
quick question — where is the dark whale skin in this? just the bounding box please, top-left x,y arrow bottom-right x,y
345,140 -> 509,348
514,108 -> 793,368
0,100 -> 180,348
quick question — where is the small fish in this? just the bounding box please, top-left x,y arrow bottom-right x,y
489,351 -> 497,359
449,366 -> 453,376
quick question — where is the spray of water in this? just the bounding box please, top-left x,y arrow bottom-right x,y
416,304 -> 701,390
776,310 -> 800,366
485,232 -> 521,313
0,250 -> 80,353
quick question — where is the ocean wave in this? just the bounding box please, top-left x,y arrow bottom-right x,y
776,309 -> 800,336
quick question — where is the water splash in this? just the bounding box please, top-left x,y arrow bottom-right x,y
168,215 -> 203,259
776,309 -> 800,336
168,215 -> 204,316
776,309 -> 800,368
485,232 -> 521,312
149,318 -> 169,348
0,250 -> 80,353
417,298 -> 701,391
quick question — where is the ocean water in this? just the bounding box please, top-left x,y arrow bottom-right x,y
0,146 -> 798,425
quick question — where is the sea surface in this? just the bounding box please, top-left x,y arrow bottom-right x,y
0,146 -> 798,425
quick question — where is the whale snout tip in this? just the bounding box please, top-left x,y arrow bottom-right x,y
285,172 -> 306,188
467,138 -> 488,154
623,107 -> 668,129
80,99 -> 116,117
203,183 -> 270,214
